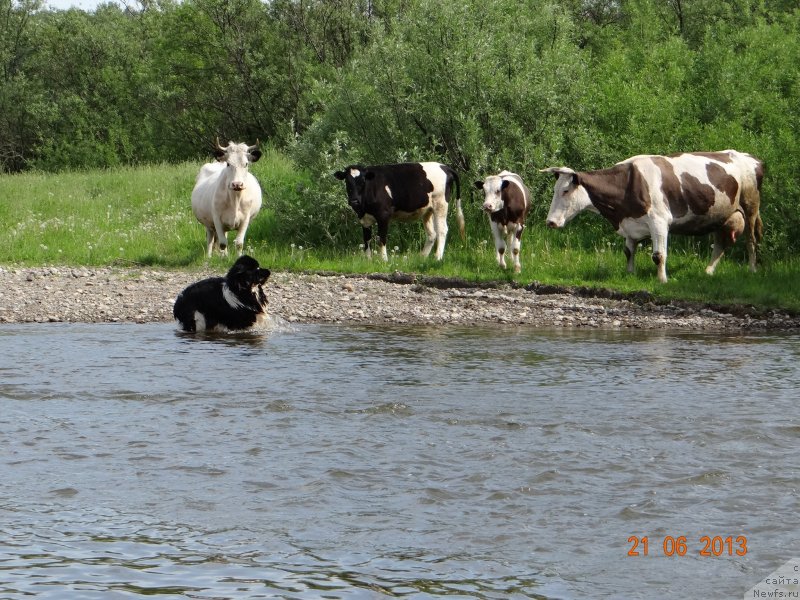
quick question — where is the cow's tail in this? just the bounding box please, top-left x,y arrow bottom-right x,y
456,197 -> 465,240
445,165 -> 466,240
741,157 -> 765,246
754,213 -> 764,244
754,158 -> 764,244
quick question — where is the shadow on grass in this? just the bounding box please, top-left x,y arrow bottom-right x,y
120,251 -> 201,268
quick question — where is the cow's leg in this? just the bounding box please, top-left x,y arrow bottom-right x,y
212,215 -> 228,256
420,211 -> 436,257
510,223 -> 524,274
747,217 -> 760,273
708,210 -> 746,275
362,226 -> 373,259
432,202 -> 449,261
650,226 -> 669,283
706,230 -> 727,275
377,220 -> 389,261
490,221 -> 506,269
233,215 -> 252,256
740,190 -> 761,272
624,237 -> 637,273
205,226 -> 216,258
745,211 -> 761,273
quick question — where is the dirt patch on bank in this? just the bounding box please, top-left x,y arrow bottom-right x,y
0,265 -> 797,331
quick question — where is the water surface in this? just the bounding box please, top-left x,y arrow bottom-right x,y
1,322 -> 798,599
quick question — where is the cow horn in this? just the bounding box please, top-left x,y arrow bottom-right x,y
248,139 -> 260,152
215,137 -> 227,152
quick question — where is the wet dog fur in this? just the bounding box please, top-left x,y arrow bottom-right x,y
173,255 -> 270,332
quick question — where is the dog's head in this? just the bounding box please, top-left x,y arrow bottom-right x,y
226,255 -> 271,292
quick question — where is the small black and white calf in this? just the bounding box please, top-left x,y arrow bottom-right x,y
173,255 -> 271,332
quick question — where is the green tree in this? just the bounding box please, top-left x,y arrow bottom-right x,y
689,12 -> 800,257
29,5 -> 164,170
0,0 -> 45,172
149,0 -> 300,156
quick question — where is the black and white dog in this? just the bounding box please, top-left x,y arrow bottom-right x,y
173,255 -> 271,332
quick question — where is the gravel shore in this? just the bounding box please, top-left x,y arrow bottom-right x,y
1,265 -> 797,331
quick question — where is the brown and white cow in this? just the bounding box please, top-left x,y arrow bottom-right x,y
333,162 -> 465,261
192,139 -> 263,257
474,171 -> 531,273
542,150 -> 763,282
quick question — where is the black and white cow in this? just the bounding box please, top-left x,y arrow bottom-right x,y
473,171 -> 531,273
542,150 -> 763,282
333,162 -> 464,260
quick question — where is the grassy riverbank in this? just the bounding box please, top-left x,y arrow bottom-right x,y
1,157 -> 798,313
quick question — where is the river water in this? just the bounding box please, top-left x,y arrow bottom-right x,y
0,322 -> 798,599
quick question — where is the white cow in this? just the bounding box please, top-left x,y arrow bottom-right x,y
191,140 -> 263,257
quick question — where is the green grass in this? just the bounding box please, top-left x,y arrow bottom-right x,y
0,162 -> 201,267
1,156 -> 798,314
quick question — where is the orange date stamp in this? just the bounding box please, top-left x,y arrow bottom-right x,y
627,535 -> 747,557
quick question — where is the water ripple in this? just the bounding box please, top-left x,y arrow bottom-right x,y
1,323 -> 798,599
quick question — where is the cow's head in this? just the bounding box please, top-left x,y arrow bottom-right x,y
214,139 -> 262,192
474,176 -> 510,213
333,166 -> 373,217
540,167 -> 592,228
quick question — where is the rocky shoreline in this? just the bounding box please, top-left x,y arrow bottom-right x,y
1,265 -> 798,331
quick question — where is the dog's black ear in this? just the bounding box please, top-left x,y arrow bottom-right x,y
226,255 -> 258,281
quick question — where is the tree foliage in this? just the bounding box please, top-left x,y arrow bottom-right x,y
0,0 -> 798,257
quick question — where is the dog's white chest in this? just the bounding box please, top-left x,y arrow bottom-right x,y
222,284 -> 247,310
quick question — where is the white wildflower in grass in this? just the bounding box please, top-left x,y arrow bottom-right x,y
393,246 -> 399,253
40,244 -> 48,250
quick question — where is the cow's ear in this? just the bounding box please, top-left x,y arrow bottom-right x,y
539,167 -> 572,180
213,148 -> 226,161
333,171 -> 346,180
364,171 -> 376,181
500,180 -> 510,190
571,173 -> 579,187
473,181 -> 484,190
249,149 -> 262,163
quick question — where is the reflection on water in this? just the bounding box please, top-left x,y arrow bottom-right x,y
0,322 -> 798,599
